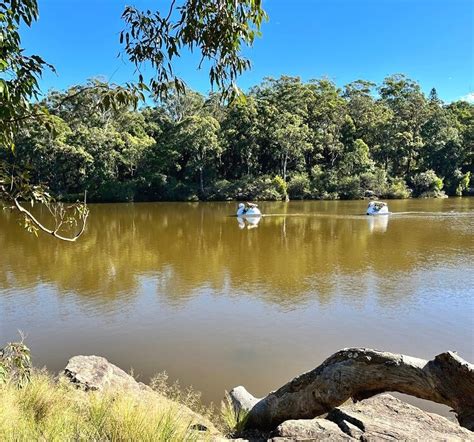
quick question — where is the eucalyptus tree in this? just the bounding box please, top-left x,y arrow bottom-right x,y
306,79 -> 347,172
121,0 -> 267,101
447,100 -> 474,176
0,1 -> 89,240
378,74 -> 429,176
158,86 -> 206,123
274,113 -> 312,181
175,115 -> 221,194
421,99 -> 472,194
1,0 -> 267,239
343,80 -> 392,160
220,96 -> 260,178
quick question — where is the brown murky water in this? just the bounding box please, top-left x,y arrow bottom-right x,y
1,199 -> 473,416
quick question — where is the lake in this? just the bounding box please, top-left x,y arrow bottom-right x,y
1,199 -> 473,416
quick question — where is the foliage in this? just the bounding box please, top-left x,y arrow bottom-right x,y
1,0 -> 269,240
0,162 -> 89,241
219,392 -> 249,436
272,175 -> 288,199
411,169 -> 444,197
383,177 -> 412,199
455,170 -> 470,196
288,172 -> 311,199
0,0 -> 52,150
0,338 -> 32,388
3,75 -> 473,203
121,0 -> 267,102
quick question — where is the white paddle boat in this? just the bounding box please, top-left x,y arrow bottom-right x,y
237,202 -> 262,217
366,201 -> 389,215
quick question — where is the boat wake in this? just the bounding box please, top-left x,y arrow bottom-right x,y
390,211 -> 474,218
251,211 -> 473,219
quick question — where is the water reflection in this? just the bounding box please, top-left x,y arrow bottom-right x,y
1,199 -> 473,409
367,215 -> 389,233
0,200 -> 472,307
237,216 -> 262,229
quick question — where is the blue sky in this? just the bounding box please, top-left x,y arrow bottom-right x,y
22,0 -> 473,102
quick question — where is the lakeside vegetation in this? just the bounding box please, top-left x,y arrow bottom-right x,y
2,75 -> 472,203
0,341 -> 244,441
0,372 -> 200,441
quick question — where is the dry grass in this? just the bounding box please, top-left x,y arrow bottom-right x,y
0,371 -> 202,441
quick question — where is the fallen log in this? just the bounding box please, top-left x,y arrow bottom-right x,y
229,348 -> 474,432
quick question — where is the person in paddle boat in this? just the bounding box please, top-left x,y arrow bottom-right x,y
366,200 -> 389,215
237,202 -> 262,217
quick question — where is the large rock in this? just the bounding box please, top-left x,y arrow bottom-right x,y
272,394 -> 474,441
274,418 -> 353,440
63,355 -> 218,435
327,394 -> 474,441
64,355 -> 145,392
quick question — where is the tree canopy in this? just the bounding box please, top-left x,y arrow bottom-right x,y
2,75 -> 471,204
0,1 -> 473,242
0,0 -> 267,238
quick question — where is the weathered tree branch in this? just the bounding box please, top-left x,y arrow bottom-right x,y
13,194 -> 89,242
230,348 -> 474,432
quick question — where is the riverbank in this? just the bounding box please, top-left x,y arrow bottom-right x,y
1,350 -> 473,441
59,174 -> 471,203
3,75 -> 472,208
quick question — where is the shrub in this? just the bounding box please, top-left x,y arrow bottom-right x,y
382,177 -> 412,199
207,179 -> 237,201
0,339 -> 32,388
455,170 -> 471,196
359,168 -> 389,197
411,170 -> 444,196
134,173 -> 168,201
211,175 -> 288,201
288,173 -> 311,199
337,175 -> 364,199
272,175 -> 288,200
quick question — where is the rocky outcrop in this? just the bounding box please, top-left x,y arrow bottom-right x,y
64,355 -> 146,392
62,354 -> 474,441
274,418 -> 353,440
272,394 -> 474,441
230,348 -> 474,431
63,355 -> 218,435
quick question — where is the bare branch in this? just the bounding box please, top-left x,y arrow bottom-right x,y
13,192 -> 89,242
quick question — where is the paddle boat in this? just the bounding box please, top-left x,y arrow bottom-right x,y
237,202 -> 262,217
366,201 -> 389,215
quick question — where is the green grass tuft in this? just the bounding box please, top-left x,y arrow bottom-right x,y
0,371 -> 203,441
219,391 -> 249,436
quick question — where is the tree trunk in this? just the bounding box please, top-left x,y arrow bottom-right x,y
282,152 -> 288,181
230,348 -> 474,432
199,167 -> 204,194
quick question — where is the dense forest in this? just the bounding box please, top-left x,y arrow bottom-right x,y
2,74 -> 473,202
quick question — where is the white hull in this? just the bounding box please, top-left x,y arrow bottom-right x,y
236,207 -> 262,217
366,202 -> 389,216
